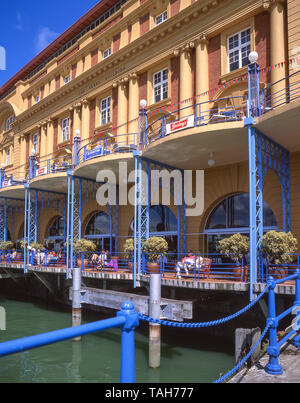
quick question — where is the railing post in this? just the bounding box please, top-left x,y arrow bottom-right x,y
117,301 -> 139,383
292,269 -> 300,349
29,154 -> 37,180
266,276 -> 283,375
248,55 -> 261,118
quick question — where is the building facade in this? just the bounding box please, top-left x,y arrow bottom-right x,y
0,0 -> 299,287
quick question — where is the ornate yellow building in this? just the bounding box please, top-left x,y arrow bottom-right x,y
0,0 -> 299,284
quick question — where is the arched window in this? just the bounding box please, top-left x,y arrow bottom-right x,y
48,216 -> 64,238
45,216 -> 65,251
130,205 -> 178,253
85,211 -> 115,252
204,193 -> 278,253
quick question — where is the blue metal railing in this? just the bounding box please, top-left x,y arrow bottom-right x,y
78,133 -> 139,165
0,301 -> 139,383
265,272 -> 300,374
260,70 -> 300,115
4,248 -> 300,285
146,96 -> 247,146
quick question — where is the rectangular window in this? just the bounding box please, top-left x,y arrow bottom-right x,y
35,95 -> 40,104
155,11 -> 168,26
33,133 -> 39,154
100,97 -> 111,126
5,115 -> 14,132
228,28 -> 251,72
6,149 -> 10,166
153,68 -> 168,103
64,75 -> 70,85
62,118 -> 70,142
103,48 -> 111,60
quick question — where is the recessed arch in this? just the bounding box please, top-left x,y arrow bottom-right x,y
84,210 -> 115,252
129,204 -> 178,253
203,192 -> 278,253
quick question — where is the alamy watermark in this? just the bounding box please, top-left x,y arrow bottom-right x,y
95,162 -> 204,217
0,46 -> 6,71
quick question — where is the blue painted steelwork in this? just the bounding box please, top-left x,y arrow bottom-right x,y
0,301 -> 139,383
265,272 -> 300,375
261,70 -> 300,113
248,61 -> 261,117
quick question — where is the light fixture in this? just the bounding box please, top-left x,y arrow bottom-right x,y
140,99 -> 147,109
1,163 -> 5,169
31,148 -> 36,156
248,51 -> 258,64
208,152 -> 215,167
75,129 -> 81,136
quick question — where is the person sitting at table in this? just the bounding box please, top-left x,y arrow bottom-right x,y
10,249 -> 17,261
175,252 -> 204,279
96,250 -> 108,269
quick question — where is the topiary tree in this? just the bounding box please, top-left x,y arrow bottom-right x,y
30,243 -> 46,251
261,231 -> 298,265
144,237 -> 169,263
0,241 -> 14,250
123,238 -> 146,260
218,233 -> 250,264
73,239 -> 96,253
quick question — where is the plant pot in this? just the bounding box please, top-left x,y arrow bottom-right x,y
269,266 -> 288,280
128,261 -> 138,273
77,258 -> 89,269
233,266 -> 248,282
147,262 -> 161,274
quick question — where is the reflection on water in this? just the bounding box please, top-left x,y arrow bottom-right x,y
0,296 -> 235,383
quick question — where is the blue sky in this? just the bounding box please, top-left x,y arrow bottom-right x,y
0,0 -> 101,87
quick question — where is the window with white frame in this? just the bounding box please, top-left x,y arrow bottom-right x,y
155,11 -> 168,26
227,28 -> 251,72
64,75 -> 70,85
33,133 -> 39,155
5,115 -> 14,132
62,118 -> 70,142
6,148 -> 10,166
103,48 -> 111,60
100,96 -> 111,126
153,68 -> 168,104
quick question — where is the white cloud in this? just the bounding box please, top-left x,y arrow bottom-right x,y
34,27 -> 58,54
13,11 -> 23,31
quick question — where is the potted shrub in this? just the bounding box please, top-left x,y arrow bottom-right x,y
218,234 -> 250,281
1,241 -> 14,250
123,238 -> 146,272
261,231 -> 298,280
73,239 -> 96,268
29,243 -> 45,251
144,237 -> 169,274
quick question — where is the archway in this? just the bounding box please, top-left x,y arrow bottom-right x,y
130,205 -> 178,253
204,193 -> 278,253
84,211 -> 115,252
44,216 -> 65,251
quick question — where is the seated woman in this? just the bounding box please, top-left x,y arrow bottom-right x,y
175,252 -> 204,279
96,250 -> 108,269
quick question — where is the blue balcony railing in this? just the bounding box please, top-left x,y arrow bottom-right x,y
146,96 -> 247,146
260,70 -> 300,115
78,133 -> 138,164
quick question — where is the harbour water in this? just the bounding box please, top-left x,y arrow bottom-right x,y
0,296 -> 235,383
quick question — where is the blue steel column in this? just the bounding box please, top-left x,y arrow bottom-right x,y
66,172 -> 72,278
248,125 -> 258,299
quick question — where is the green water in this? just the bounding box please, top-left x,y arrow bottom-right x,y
0,296 -> 235,383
